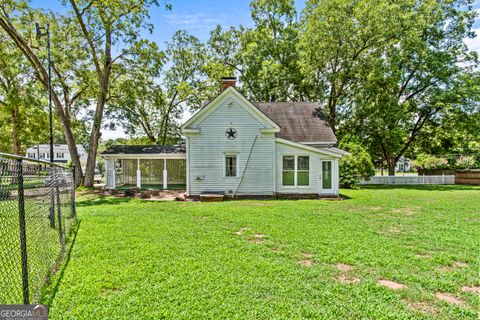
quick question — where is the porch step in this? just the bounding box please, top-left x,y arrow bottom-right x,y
200,194 -> 224,202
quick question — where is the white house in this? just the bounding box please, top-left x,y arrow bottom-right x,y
26,144 -> 88,170
396,157 -> 411,172
102,78 -> 346,198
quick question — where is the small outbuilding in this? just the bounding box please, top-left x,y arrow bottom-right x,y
101,145 -> 186,190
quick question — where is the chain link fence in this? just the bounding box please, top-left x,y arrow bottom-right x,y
0,152 -> 77,304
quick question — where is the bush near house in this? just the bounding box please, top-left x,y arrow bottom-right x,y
413,154 -> 478,172
339,142 -> 375,188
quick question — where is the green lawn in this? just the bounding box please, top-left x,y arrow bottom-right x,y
47,186 -> 479,319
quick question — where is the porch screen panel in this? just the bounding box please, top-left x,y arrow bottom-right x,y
166,159 -> 186,184
122,160 -> 138,185
140,159 -> 164,185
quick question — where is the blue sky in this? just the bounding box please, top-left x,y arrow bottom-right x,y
30,0 -> 274,46
30,0 -> 480,52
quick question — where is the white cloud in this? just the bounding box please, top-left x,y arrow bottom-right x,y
165,11 -> 228,34
465,28 -> 480,53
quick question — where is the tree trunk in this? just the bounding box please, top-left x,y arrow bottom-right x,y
387,158 -> 396,176
11,106 -> 21,155
84,93 -> 106,187
161,114 -> 170,145
0,15 -> 83,185
83,21 -> 112,187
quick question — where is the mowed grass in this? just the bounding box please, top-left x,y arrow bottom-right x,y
48,186 -> 479,319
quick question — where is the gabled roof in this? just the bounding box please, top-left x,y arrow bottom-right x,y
101,145 -> 185,155
252,102 -> 337,144
181,87 -> 280,131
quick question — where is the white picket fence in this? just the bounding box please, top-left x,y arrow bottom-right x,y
360,175 -> 455,185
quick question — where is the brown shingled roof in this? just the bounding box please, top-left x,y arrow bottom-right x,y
252,102 -> 337,144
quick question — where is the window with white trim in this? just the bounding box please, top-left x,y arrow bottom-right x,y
282,155 -> 310,187
225,154 -> 238,177
297,156 -> 309,186
56,153 -> 64,159
282,156 -> 295,186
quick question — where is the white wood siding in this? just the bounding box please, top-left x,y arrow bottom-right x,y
275,141 -> 339,195
187,97 -> 275,195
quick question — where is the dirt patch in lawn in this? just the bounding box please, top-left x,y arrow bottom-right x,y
336,263 -> 352,272
297,259 -> 313,267
378,279 -> 407,290
335,275 -> 360,284
439,261 -> 469,272
415,253 -> 432,259
100,286 -> 123,295
143,190 -> 186,201
461,286 -> 480,294
391,206 -> 419,216
402,299 -> 438,316
435,292 -> 465,306
249,238 -> 264,244
271,247 -> 283,253
452,261 -> 468,268
235,227 -> 249,235
254,233 -> 265,238
302,252 -> 313,258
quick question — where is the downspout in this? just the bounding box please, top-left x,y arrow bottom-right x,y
233,135 -> 258,197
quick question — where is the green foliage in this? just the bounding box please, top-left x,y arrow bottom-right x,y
455,156 -> 476,169
411,154 -> 449,171
339,143 -> 375,188
0,33 -> 50,154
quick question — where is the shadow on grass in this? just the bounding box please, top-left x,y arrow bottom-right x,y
42,220 -> 81,307
358,184 -> 480,191
76,196 -> 134,207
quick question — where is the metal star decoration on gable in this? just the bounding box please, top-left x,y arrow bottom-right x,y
225,128 -> 237,140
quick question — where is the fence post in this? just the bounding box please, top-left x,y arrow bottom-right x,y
55,169 -> 64,246
17,159 -> 29,304
49,166 -> 55,228
71,165 -> 76,219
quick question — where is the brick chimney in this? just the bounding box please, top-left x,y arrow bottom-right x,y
221,77 -> 236,91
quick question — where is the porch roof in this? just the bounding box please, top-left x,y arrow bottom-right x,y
100,144 -> 186,159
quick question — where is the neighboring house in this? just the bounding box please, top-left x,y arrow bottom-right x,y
396,157 -> 411,172
101,78 -> 347,198
26,144 -> 88,171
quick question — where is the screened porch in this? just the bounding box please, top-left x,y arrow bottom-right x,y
101,145 -> 187,190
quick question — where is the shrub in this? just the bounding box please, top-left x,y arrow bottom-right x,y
339,143 -> 375,188
412,154 -> 448,171
455,156 -> 476,169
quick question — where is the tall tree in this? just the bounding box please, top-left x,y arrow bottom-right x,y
0,36 -> 49,154
110,31 -> 220,145
67,0 -> 165,186
349,0 -> 478,175
0,1 -> 86,180
299,0 -> 400,134
208,0 -> 303,102
0,0 -> 168,186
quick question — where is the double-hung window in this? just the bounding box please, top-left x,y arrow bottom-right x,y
225,154 -> 238,177
282,155 -> 310,187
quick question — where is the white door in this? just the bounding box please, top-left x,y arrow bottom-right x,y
320,160 -> 334,194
